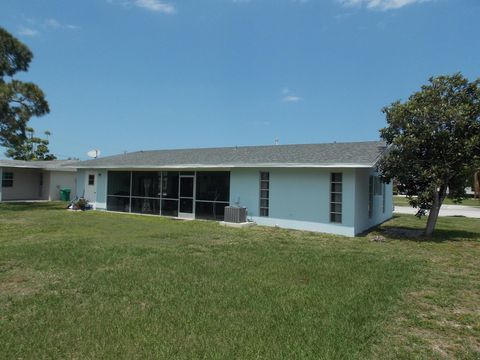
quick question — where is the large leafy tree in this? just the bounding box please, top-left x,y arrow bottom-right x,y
5,127 -> 56,160
0,27 -> 51,157
379,73 -> 480,236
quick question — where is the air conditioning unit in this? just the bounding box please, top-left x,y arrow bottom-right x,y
224,206 -> 247,223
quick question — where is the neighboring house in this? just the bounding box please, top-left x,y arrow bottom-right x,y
74,141 -> 392,236
0,160 -> 77,202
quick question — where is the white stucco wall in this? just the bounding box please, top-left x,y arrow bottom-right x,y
75,169 -> 86,198
0,167 -> 43,201
230,168 -> 357,237
0,167 -> 77,202
354,168 -> 393,235
48,171 -> 77,201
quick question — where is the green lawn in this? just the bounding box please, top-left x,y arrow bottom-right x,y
394,195 -> 480,207
0,203 -> 479,359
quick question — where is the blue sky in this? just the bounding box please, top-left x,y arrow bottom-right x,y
0,0 -> 479,159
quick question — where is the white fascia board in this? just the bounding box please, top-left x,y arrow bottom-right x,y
74,163 -> 374,169
0,164 -> 76,171
43,168 -> 78,172
0,165 -> 44,170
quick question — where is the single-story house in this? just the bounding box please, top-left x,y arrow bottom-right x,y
0,160 -> 77,202
74,141 -> 392,236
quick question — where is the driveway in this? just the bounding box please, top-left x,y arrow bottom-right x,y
394,204 -> 480,218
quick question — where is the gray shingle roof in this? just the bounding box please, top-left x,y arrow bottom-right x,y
74,141 -> 387,169
0,160 -> 78,171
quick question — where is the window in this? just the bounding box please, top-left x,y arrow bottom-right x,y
2,172 -> 13,187
369,175 -> 384,217
259,172 -> 269,217
368,176 -> 374,219
330,173 -> 342,223
88,174 -> 95,186
373,176 -> 383,196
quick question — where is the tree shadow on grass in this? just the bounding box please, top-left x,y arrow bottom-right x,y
366,215 -> 480,243
0,202 -> 66,212
379,226 -> 479,243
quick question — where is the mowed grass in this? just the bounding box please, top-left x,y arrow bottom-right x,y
394,195 -> 480,207
0,203 -> 479,359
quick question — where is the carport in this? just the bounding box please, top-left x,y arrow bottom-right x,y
0,160 -> 77,202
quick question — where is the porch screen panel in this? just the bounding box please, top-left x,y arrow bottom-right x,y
130,171 -> 161,215
195,172 -> 230,220
161,199 -> 178,217
107,171 -> 131,212
160,172 -> 179,216
132,172 -> 161,198
131,198 -> 160,215
161,172 -> 179,199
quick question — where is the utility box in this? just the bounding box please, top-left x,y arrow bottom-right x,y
224,206 -> 247,223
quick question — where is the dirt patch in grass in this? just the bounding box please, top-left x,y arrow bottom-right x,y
0,273 -> 43,297
0,264 -> 61,297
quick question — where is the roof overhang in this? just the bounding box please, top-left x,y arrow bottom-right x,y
74,163 -> 375,170
0,164 -> 77,172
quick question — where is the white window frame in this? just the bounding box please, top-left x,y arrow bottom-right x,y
2,172 -> 14,187
330,173 -> 342,224
259,171 -> 269,217
368,175 -> 374,219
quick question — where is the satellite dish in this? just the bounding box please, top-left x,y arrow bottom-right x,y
87,149 -> 101,159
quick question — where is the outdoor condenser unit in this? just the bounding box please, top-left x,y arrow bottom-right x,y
224,206 -> 247,223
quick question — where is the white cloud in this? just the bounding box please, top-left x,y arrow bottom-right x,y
282,88 -> 302,103
338,0 -> 431,10
44,18 -> 61,28
18,18 -> 79,37
18,26 -> 38,37
44,18 -> 80,30
283,95 -> 302,102
134,0 -> 175,13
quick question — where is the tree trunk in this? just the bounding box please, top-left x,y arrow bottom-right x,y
475,172 -> 480,199
425,202 -> 440,237
424,187 -> 446,237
